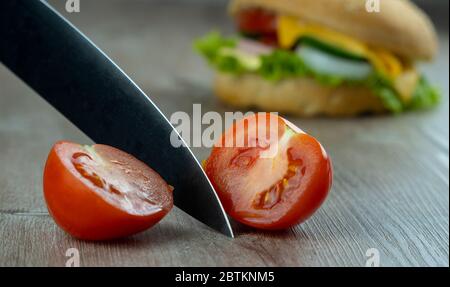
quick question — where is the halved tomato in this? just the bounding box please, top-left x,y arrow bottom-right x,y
43,141 -> 173,240
204,113 -> 332,230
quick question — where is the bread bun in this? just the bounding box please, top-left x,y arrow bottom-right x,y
230,0 -> 438,60
214,73 -> 386,117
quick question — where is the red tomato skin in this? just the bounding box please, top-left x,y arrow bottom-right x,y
236,9 -> 277,36
204,117 -> 333,230
43,141 -> 172,241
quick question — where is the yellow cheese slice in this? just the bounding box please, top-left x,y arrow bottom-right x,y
278,16 -> 368,57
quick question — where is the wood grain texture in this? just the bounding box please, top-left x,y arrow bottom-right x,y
0,0 -> 448,267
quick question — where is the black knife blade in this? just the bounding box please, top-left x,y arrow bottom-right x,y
0,0 -> 233,237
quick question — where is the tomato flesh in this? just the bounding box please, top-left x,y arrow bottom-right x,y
205,114 -> 332,230
43,141 -> 173,240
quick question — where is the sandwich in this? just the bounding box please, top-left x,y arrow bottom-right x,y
194,0 -> 440,117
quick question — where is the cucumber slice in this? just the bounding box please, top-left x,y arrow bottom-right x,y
297,45 -> 373,80
300,36 -> 367,61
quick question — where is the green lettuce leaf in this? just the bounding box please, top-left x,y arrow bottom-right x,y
408,77 -> 441,110
259,50 -> 307,81
194,32 -> 440,112
195,32 -> 348,84
194,32 -> 245,74
366,74 -> 404,113
194,31 -> 236,61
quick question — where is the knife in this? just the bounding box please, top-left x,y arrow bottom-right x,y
0,0 -> 234,238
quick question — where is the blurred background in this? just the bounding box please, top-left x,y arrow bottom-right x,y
0,0 -> 448,266
42,0 -> 449,159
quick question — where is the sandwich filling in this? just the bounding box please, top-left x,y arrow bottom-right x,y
195,8 -> 440,113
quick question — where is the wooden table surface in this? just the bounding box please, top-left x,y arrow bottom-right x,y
0,0 -> 448,267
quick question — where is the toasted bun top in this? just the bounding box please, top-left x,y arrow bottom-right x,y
230,0 -> 438,60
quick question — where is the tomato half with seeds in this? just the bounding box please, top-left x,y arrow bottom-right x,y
204,114 -> 332,230
43,141 -> 173,240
